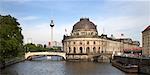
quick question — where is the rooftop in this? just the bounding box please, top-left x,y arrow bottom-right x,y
143,25 -> 150,32
72,18 -> 97,32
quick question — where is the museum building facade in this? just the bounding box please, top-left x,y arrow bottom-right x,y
62,18 -> 140,59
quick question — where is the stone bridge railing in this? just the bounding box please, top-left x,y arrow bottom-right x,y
25,52 -> 66,60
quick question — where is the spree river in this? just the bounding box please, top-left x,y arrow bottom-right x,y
1,56 -> 142,75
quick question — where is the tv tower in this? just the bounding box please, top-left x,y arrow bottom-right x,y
50,20 -> 54,47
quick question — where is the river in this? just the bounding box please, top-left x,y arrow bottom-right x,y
1,56 -> 143,75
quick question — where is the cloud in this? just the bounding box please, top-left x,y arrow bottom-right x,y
2,0 -> 148,47
22,21 -> 73,45
92,16 -> 149,46
22,22 -> 50,44
21,15 -> 149,46
21,16 -> 39,20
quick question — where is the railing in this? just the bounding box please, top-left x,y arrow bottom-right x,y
25,52 -> 66,60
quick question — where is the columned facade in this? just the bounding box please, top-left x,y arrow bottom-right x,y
62,18 -> 140,60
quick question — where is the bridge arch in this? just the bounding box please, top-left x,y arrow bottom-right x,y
25,52 -> 66,60
89,53 -> 112,62
93,54 -> 112,62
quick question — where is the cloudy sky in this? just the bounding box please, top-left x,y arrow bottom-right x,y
0,0 -> 150,46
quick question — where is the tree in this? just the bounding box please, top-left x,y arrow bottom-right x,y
24,43 -> 37,52
37,44 -> 43,48
0,15 -> 23,62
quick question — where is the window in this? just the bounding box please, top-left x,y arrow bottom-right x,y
93,41 -> 96,44
91,32 -> 93,35
73,47 -> 76,53
69,47 -> 71,53
98,47 -> 100,53
99,47 -> 100,50
93,47 -> 96,53
80,47 -> 83,53
80,41 -> 82,45
73,42 -> 76,44
81,32 -> 85,35
87,41 -> 89,45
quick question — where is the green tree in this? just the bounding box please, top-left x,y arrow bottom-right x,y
24,43 -> 37,52
24,43 -> 49,52
37,44 -> 43,48
0,15 -> 23,62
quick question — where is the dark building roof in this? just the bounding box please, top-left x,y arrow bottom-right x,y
142,25 -> 150,32
72,18 -> 97,32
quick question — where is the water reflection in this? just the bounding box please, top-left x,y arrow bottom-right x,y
1,56 -> 144,75
32,56 -> 63,61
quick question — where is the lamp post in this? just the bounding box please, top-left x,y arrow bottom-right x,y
50,20 -> 54,47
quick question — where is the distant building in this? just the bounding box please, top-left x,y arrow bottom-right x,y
48,41 -> 51,48
62,18 -> 140,60
48,41 -> 62,48
142,25 -> 150,56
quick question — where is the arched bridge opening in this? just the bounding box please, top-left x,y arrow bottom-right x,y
89,53 -> 112,63
93,55 -> 112,62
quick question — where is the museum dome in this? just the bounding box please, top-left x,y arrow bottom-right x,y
72,18 -> 97,32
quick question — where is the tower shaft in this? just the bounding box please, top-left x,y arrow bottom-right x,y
50,20 -> 54,47
51,27 -> 53,47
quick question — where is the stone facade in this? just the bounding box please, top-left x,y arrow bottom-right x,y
142,25 -> 150,55
62,18 -> 140,60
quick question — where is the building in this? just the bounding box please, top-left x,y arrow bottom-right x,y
62,18 -> 140,60
142,25 -> 150,56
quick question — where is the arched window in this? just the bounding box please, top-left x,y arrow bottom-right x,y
99,47 -> 100,50
73,42 -> 76,45
93,47 -> 96,53
86,47 -> 90,53
80,47 -> 83,53
73,47 -> 76,53
69,47 -> 71,53
91,32 -> 93,35
80,41 -> 82,45
93,41 -> 96,44
87,41 -> 89,45
98,47 -> 100,53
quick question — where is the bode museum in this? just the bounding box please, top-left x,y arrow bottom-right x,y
62,18 -> 140,60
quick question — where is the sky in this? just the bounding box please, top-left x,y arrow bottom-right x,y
0,0 -> 150,46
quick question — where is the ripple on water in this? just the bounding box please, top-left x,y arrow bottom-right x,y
1,60 -> 142,75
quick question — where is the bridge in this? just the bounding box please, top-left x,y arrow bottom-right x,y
25,52 -> 66,60
66,52 -> 114,62
25,51 -> 115,62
